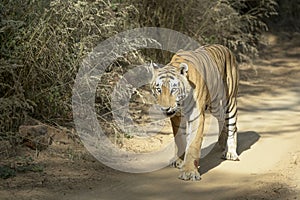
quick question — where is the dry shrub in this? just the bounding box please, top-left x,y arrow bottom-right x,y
1,0 -> 279,144
0,0 -> 138,140
95,0 -> 278,142
272,0 -> 300,30
132,0 -> 278,62
19,0 -> 138,121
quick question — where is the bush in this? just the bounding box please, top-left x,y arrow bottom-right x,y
1,0 -> 278,142
131,0 -> 277,62
0,0 -> 138,136
271,0 -> 300,30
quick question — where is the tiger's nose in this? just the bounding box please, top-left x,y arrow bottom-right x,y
160,107 -> 171,112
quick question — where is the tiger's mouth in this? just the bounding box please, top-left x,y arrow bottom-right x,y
161,106 -> 178,117
165,109 -> 176,117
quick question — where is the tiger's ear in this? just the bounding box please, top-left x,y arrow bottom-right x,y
179,62 -> 188,75
146,61 -> 158,82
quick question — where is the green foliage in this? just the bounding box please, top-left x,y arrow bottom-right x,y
0,165 -> 16,179
0,155 -> 44,179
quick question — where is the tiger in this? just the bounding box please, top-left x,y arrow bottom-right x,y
148,44 -> 239,181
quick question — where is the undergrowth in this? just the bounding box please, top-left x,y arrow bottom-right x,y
0,0 -> 282,146
0,0 -> 138,141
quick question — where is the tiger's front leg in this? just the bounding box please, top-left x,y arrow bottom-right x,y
170,114 -> 186,169
178,111 -> 204,181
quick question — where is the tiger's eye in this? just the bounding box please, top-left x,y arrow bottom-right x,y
171,88 -> 177,93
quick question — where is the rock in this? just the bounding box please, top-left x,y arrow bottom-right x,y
19,124 -> 53,150
19,117 -> 78,150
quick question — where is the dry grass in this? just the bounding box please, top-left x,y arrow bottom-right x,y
132,0 -> 278,62
0,0 -> 283,147
0,0 -> 139,145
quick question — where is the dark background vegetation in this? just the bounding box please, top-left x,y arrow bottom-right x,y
0,0 -> 299,144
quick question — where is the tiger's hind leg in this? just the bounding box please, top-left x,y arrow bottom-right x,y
221,48 -> 239,161
221,100 -> 239,161
218,120 -> 227,150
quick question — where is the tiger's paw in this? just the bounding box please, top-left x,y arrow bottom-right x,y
178,168 -> 201,181
222,151 -> 240,161
172,158 -> 184,169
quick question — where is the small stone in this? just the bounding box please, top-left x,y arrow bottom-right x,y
293,154 -> 298,165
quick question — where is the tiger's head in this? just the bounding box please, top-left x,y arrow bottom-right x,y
148,62 -> 191,117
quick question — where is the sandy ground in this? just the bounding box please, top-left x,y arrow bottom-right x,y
1,31 -> 300,200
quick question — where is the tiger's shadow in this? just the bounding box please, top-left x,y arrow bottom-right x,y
199,131 -> 260,175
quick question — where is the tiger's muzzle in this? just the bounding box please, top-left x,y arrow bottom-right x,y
160,106 -> 178,117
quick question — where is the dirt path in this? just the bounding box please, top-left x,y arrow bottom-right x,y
61,32 -> 300,200
1,32 -> 300,200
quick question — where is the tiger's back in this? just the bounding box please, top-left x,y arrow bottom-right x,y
167,44 -> 238,117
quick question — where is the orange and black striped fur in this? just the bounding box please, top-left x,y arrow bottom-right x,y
149,44 -> 239,181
